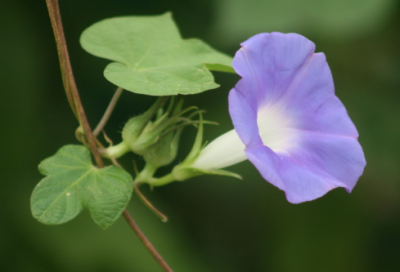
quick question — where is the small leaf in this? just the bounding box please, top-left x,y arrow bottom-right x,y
31,145 -> 133,229
80,13 -> 234,96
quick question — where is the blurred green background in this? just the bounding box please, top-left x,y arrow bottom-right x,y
1,0 -> 400,271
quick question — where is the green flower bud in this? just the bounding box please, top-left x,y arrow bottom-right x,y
112,96 -> 197,160
121,98 -> 168,155
143,128 -> 182,168
130,112 -> 241,188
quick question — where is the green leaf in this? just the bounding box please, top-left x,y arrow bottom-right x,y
31,145 -> 133,229
80,13 -> 234,96
204,63 -> 235,73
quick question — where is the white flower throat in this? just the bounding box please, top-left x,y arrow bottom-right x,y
192,103 -> 295,170
257,103 -> 296,154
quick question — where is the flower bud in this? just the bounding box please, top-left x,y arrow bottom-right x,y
143,128 -> 182,168
121,98 -> 168,155
116,97 -> 198,162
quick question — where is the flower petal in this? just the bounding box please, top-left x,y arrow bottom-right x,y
229,32 -> 366,203
232,32 -> 316,107
246,131 -> 365,203
273,52 -> 359,137
191,129 -> 247,170
228,87 -> 262,147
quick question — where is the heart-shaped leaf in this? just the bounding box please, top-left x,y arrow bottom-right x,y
31,145 -> 133,229
80,13 -> 234,96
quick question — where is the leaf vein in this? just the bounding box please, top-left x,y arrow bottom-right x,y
37,169 -> 93,222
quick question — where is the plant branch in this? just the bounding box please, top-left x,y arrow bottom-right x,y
45,0 -> 77,118
122,210 -> 173,272
46,2 -> 173,271
93,87 -> 124,137
46,0 -> 103,167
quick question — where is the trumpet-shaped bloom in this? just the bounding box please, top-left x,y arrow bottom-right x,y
192,32 -> 366,203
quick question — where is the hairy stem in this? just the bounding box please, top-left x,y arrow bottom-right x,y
93,87 -> 123,136
45,1 -> 173,271
100,141 -> 131,159
145,173 -> 176,187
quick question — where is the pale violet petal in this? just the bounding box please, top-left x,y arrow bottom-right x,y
246,131 -> 365,203
233,32 -> 316,107
229,87 -> 262,147
228,32 -> 366,203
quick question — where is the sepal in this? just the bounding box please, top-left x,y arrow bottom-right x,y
143,127 -> 183,167
170,113 -> 241,182
107,97 -> 196,159
172,167 -> 242,181
121,97 -> 168,155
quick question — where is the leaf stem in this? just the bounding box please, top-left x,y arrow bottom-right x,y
122,210 -> 173,272
93,87 -> 123,136
134,183 -> 168,222
45,1 -> 173,271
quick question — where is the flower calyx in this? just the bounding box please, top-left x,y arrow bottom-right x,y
171,113 -> 242,182
105,97 -> 198,166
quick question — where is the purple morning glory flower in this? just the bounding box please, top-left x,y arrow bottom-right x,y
192,32 -> 366,203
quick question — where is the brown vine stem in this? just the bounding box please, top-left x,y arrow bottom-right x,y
45,0 -> 102,167
45,1 -> 173,271
122,210 -> 173,272
45,0 -> 77,119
